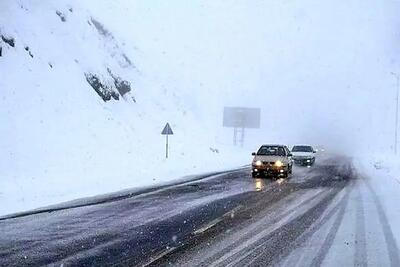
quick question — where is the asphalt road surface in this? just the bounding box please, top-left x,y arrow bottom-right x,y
1,154 -> 398,266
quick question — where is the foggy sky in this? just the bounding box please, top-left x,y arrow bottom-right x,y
94,0 -> 400,154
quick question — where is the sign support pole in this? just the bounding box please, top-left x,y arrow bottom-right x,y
166,134 -> 169,158
233,127 -> 237,146
241,127 -> 245,147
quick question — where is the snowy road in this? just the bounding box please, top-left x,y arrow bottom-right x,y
1,155 -> 398,266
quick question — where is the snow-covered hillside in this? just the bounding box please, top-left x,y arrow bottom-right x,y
0,1 -> 249,215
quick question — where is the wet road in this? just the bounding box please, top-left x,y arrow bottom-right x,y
0,155 -> 398,266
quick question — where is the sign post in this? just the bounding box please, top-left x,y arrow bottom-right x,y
161,123 -> 174,158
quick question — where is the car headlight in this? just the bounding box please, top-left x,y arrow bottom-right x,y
255,160 -> 262,166
275,160 -> 283,167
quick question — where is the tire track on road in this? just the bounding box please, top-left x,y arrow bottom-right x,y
309,186 -> 350,267
242,183 -> 350,267
277,180 -> 353,267
363,177 -> 400,267
204,189 -> 328,267
354,183 -> 367,267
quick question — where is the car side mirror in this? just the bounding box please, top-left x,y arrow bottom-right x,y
313,151 -> 316,153
288,153 -> 293,157
252,152 -> 256,156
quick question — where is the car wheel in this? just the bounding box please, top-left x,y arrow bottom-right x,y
252,172 -> 257,178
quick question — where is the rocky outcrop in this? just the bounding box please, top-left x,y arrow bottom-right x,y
85,73 -> 119,102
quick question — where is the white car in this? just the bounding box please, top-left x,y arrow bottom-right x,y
291,145 -> 316,166
251,144 -> 293,178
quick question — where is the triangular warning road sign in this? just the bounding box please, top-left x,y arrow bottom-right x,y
161,123 -> 174,135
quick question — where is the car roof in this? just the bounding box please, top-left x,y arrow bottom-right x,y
292,144 -> 313,147
260,144 -> 286,147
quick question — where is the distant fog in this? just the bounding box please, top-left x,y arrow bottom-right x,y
98,0 -> 400,154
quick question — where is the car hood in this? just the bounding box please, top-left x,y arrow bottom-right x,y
292,152 -> 314,157
253,155 -> 288,163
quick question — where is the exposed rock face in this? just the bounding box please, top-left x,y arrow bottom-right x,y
108,69 -> 132,96
1,35 -> 15,47
85,73 -> 119,102
56,10 -> 66,22
25,46 -> 33,58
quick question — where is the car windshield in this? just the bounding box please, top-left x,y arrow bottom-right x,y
257,146 -> 286,156
292,146 -> 313,152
